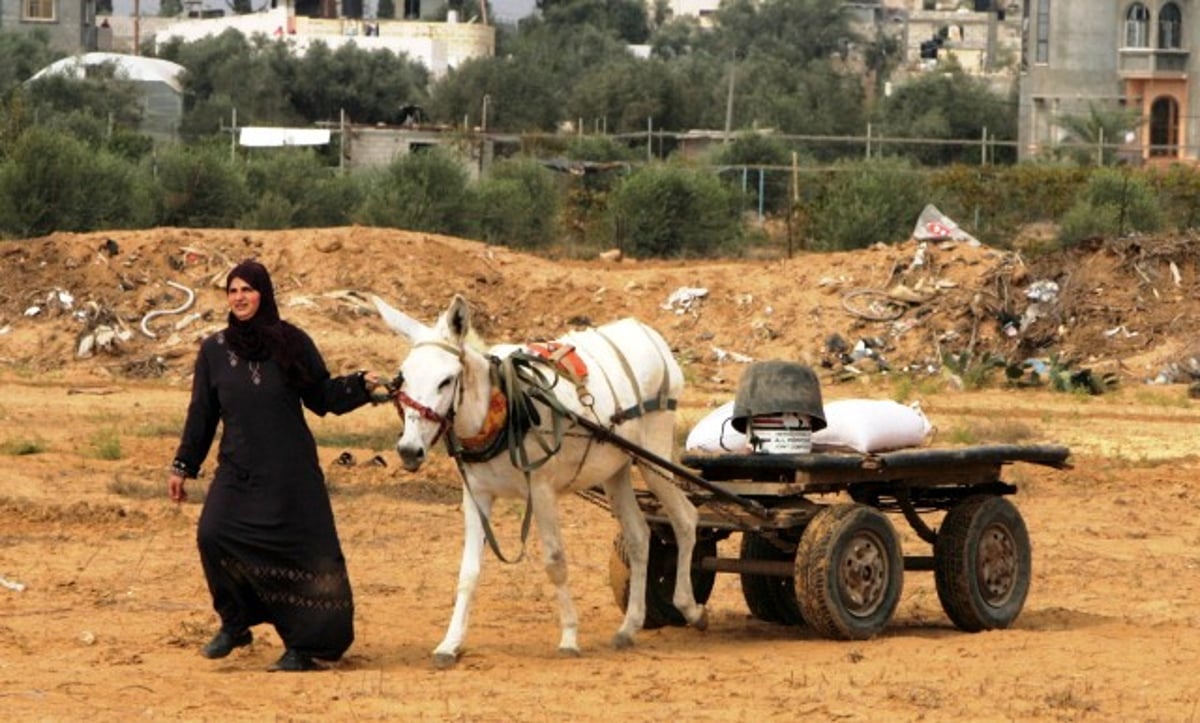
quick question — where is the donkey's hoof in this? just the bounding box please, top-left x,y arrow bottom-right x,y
557,646 -> 582,658
432,651 -> 459,669
689,606 -> 709,632
611,632 -> 635,650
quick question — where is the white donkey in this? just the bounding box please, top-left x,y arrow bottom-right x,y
372,294 -> 706,668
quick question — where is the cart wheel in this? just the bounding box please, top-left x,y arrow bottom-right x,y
609,530 -> 717,629
739,533 -> 804,625
934,495 -> 1031,632
795,504 -> 903,640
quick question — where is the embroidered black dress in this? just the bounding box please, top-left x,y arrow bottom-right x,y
173,329 -> 370,661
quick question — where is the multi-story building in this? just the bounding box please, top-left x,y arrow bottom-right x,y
0,0 -> 98,53
1017,0 -> 1196,163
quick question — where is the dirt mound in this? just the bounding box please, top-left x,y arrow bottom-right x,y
3,227 -> 1200,390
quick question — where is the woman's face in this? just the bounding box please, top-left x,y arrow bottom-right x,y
227,277 -> 262,322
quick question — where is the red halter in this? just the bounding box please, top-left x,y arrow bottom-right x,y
388,339 -> 464,448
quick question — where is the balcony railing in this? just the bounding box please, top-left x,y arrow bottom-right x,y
1118,47 -> 1190,76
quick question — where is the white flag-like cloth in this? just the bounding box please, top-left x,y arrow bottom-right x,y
239,127 -> 331,147
912,204 -> 979,246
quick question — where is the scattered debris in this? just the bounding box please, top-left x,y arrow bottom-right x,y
712,346 -> 753,364
1150,357 -> 1200,385
662,287 -> 708,314
140,281 -> 196,339
841,289 -> 908,321
0,575 -> 26,592
76,302 -> 135,359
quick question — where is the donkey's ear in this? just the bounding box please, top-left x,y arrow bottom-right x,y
445,295 -> 471,344
372,295 -> 427,341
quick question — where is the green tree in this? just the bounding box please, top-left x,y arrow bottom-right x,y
704,0 -> 857,68
1059,168 -> 1162,246
287,42 -> 429,125
713,132 -> 791,213
0,129 -> 153,236
542,0 -> 649,44
378,0 -> 396,17
0,32 -> 61,98
608,162 -> 743,258
156,142 -> 251,226
473,157 -> 560,249
354,148 -> 475,235
809,157 -> 927,250
241,148 -> 364,228
160,0 -> 183,15
158,30 -> 297,138
875,66 -> 1017,165
567,57 -> 689,133
427,55 -> 562,132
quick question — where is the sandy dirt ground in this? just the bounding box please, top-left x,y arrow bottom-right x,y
2,228 -> 1200,720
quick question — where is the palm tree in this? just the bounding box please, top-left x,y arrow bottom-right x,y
1056,102 -> 1144,166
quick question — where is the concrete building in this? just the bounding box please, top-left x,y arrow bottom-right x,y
0,0 -> 99,53
1017,0 -> 1197,164
150,3 -> 493,79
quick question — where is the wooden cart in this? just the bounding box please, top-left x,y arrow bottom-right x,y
585,443 -> 1072,640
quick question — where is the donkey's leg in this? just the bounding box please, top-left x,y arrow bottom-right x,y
602,463 -> 651,649
432,486 -> 491,669
528,480 -> 581,656
640,416 -> 707,630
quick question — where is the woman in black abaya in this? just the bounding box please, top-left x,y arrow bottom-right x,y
167,260 -> 383,672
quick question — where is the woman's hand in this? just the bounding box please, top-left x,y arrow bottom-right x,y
363,371 -> 394,404
169,472 -> 187,503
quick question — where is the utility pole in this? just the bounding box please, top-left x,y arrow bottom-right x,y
134,0 -> 141,55
985,2 -> 997,71
723,58 -> 736,142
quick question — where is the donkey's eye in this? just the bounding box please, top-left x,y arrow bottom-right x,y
438,378 -> 453,391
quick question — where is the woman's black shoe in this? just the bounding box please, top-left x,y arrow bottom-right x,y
268,649 -> 323,672
201,629 -> 252,659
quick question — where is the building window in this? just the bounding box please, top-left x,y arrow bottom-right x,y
1035,0 -> 1050,63
23,0 -> 56,20
1149,96 -> 1179,157
1125,4 -> 1150,48
1159,3 -> 1182,49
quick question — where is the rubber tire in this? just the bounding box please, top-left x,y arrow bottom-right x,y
739,533 -> 804,625
934,495 -> 1031,632
609,530 -> 717,629
795,504 -> 903,640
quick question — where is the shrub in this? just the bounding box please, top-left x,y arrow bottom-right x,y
474,157 -> 560,250
0,128 -> 153,236
809,157 -> 927,250
354,147 -> 474,236
1058,168 -> 1162,246
713,132 -> 792,214
241,149 -> 361,228
607,161 -> 742,258
155,142 -> 250,227
1150,163 -> 1200,231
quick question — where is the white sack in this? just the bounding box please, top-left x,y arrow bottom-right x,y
685,398 -> 933,454
685,400 -> 749,452
811,399 -> 932,453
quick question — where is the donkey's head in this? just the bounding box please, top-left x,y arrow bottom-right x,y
372,294 -> 474,471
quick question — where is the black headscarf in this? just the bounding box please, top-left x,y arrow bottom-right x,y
224,260 -> 312,388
